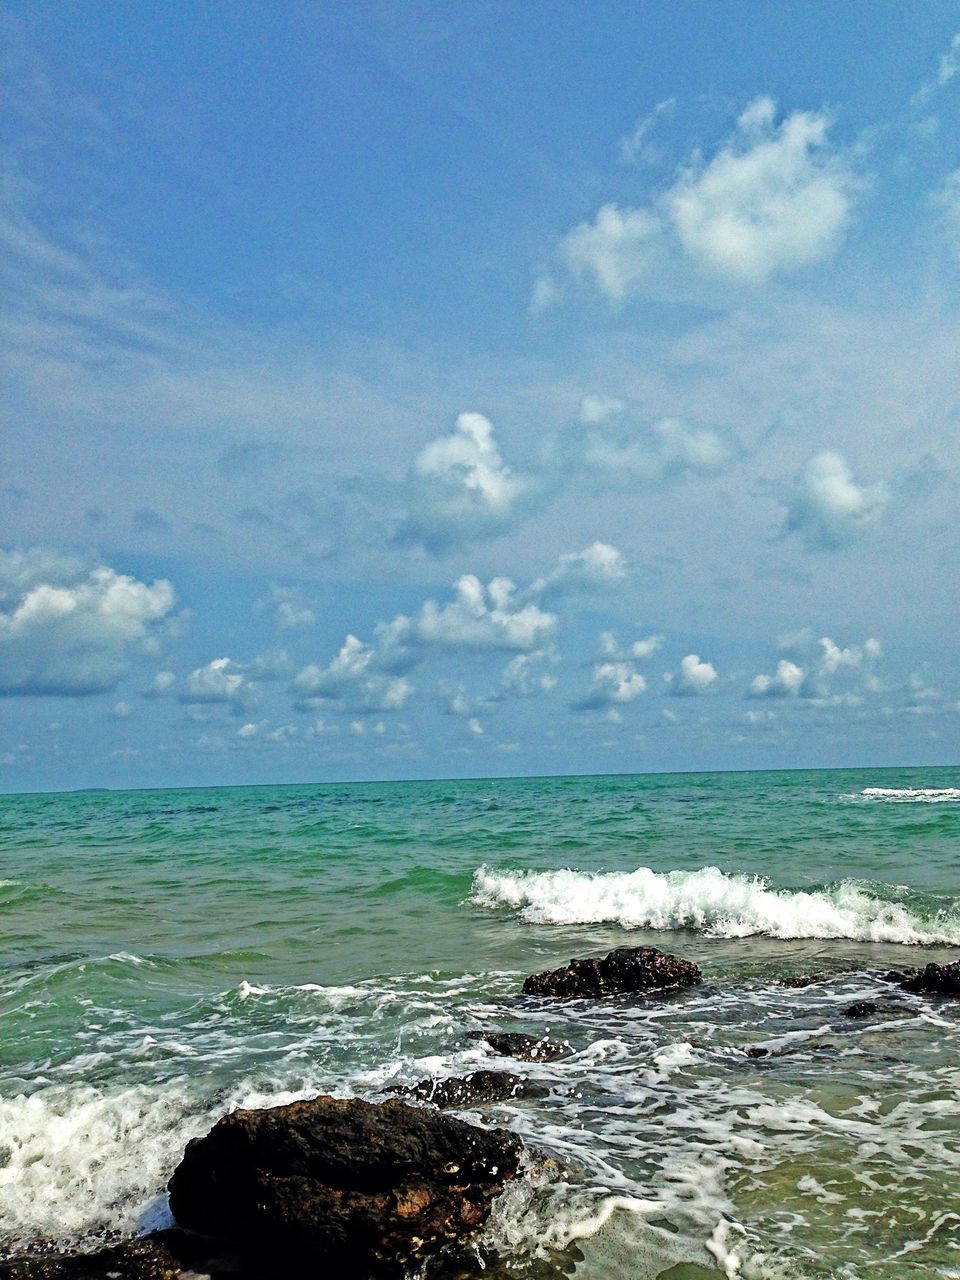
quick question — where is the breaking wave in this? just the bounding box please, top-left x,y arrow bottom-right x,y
856,787 -> 960,803
470,864 -> 960,944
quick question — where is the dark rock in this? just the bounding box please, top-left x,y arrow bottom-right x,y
167,1094 -> 523,1278
778,973 -> 829,988
389,1070 -> 547,1109
521,947 -> 701,999
843,1001 -> 878,1018
881,967 -> 918,984
0,1239 -> 200,1280
467,1031 -> 572,1062
745,1046 -> 770,1058
899,961 -> 960,996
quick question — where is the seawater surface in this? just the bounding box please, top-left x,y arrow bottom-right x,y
2,767 -> 960,1278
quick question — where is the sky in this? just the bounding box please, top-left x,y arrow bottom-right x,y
2,1 -> 959,792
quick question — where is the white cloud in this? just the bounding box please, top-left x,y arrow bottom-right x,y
257,585 -> 315,630
668,97 -> 854,283
784,451 -> 889,550
529,541 -> 628,601
749,633 -> 882,700
619,97 -> 676,164
578,404 -> 730,489
912,32 -> 960,106
467,717 -> 484,737
499,651 -> 557,697
749,658 -> 806,698
599,631 -> 663,660
545,96 -> 855,304
415,575 -> 555,650
671,653 -> 718,695
293,635 -> 413,714
147,670 -> 176,696
399,413 -> 532,552
572,661 -> 647,711
182,657 -> 257,709
0,549 -> 176,696
557,204 -> 663,303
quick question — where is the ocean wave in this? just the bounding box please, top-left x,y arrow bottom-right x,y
470,864 -> 960,944
856,787 -> 960,803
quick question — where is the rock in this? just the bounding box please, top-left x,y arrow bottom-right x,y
899,961 -> 960,996
745,1046 -> 770,1058
521,947 -> 701,999
778,973 -> 829,988
843,1000 -> 878,1018
0,1233 -> 225,1280
389,1069 -> 547,1109
167,1094 -> 523,1277
467,1031 -> 572,1062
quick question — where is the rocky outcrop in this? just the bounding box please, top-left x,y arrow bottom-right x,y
521,946 -> 701,999
167,1094 -> 523,1277
467,1031 -> 572,1062
389,1069 -> 546,1109
898,960 -> 960,996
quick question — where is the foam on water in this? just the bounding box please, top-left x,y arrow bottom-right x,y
470,864 -> 960,944
856,786 -> 960,803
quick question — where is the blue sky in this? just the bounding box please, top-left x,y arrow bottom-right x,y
2,1 -> 959,791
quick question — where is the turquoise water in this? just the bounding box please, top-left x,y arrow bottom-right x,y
2,767 -> 959,1276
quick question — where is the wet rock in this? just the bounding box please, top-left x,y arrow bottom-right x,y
745,1046 -> 770,1058
467,1031 -> 572,1062
778,972 -> 829,988
389,1069 -> 547,1109
167,1094 -> 523,1278
843,1000 -> 879,1018
521,946 -> 701,999
898,960 -> 960,996
0,1233 -> 228,1280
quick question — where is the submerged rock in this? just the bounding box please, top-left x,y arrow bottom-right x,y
389,1069 -> 546,1109
167,1094 -> 523,1277
467,1030 -> 572,1062
898,961 -> 960,996
521,946 -> 701,999
778,972 -> 829,988
842,1000 -> 879,1018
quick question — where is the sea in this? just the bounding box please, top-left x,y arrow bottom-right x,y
1,766 -> 959,1278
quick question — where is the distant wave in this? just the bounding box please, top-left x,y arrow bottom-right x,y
470,864 -> 960,944
855,787 -> 960,803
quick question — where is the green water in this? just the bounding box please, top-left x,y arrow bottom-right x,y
1,767 -> 959,1276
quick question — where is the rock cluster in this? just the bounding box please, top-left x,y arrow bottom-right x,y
468,1030 -> 572,1061
389,1068 -> 546,1109
898,960 -> 960,995
167,1094 -> 523,1277
521,946 -> 701,999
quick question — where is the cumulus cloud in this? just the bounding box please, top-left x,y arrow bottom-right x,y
415,575 -> 555,650
181,657 -> 257,711
529,541 -> 628,601
784,451 -> 889,550
599,631 -> 663,661
670,653 -> 718,695
749,633 -> 881,700
0,549 -> 176,696
572,660 -> 647,711
499,651 -> 558,697
293,635 -> 413,714
668,97 -> 854,283
398,413 -> 533,552
257,585 -> 315,630
542,96 -> 855,304
576,400 -> 731,489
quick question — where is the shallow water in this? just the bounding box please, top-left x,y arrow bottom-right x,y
1,767 -> 959,1276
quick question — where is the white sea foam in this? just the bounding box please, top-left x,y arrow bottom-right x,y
857,786 -> 960,803
471,864 -> 960,944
